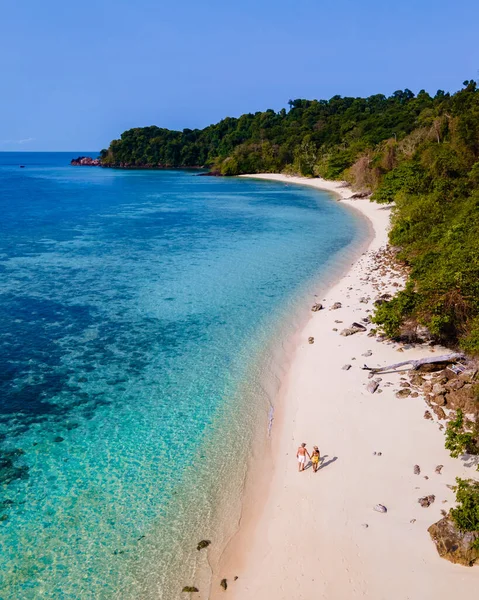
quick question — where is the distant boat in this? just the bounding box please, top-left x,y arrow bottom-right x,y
20,165 -> 25,168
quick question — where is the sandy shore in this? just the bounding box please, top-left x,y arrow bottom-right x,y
211,174 -> 479,599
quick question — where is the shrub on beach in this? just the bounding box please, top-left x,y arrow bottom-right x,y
445,409 -> 479,458
450,479 -> 479,548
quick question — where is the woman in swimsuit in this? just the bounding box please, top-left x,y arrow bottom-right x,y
311,446 -> 320,473
296,443 -> 310,472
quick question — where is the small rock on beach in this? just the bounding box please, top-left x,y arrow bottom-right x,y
197,540 -> 211,551
418,495 -> 435,508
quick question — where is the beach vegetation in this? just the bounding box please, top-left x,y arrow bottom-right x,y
372,282 -> 418,338
446,410 -> 479,539
450,478 -> 479,548
445,409 -> 479,458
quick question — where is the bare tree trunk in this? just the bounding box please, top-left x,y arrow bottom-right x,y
362,353 -> 464,373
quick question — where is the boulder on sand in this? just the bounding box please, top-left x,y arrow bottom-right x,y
341,322 -> 367,337
432,383 -> 447,395
431,394 -> 447,406
432,405 -> 446,419
428,516 -> 479,566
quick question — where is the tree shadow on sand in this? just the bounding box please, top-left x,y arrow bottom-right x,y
461,453 -> 479,469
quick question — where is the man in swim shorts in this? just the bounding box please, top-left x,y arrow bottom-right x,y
296,442 -> 310,472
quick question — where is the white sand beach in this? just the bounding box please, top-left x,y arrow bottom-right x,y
211,174 -> 479,599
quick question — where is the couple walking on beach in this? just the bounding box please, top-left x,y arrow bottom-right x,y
297,443 -> 320,473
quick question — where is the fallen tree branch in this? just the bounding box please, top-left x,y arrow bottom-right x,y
362,353 -> 465,373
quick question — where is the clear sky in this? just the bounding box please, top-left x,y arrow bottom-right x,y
1,0 -> 478,151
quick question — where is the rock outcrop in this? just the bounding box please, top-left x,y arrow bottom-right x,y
428,516 -> 479,566
71,156 -> 101,166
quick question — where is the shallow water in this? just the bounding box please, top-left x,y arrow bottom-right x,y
0,154 -> 366,598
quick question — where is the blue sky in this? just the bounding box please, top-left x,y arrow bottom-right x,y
1,0 -> 478,151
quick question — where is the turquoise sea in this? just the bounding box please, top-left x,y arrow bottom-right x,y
0,153 -> 367,599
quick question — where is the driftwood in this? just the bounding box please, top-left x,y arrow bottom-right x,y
362,353 -> 464,374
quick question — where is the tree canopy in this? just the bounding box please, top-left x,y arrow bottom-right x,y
100,87 -> 451,174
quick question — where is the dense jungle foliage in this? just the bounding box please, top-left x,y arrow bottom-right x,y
102,80 -> 479,356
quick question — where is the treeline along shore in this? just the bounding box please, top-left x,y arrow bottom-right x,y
96,80 -> 479,565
